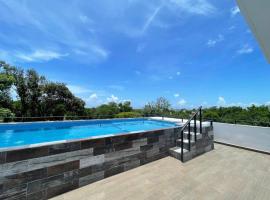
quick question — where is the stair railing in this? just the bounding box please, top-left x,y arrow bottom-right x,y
179,106 -> 203,161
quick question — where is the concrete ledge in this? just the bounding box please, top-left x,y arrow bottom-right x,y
214,141 -> 270,155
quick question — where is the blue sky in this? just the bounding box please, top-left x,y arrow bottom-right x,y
0,0 -> 270,108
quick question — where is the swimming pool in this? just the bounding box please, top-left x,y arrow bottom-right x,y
0,118 -> 178,148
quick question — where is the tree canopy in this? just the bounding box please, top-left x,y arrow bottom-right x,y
0,61 -> 15,108
85,101 -> 137,119
0,61 -> 85,120
143,97 -> 171,116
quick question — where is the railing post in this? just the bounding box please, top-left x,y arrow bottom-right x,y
181,130 -> 184,162
200,108 -> 202,134
188,122 -> 191,151
194,115 -> 197,141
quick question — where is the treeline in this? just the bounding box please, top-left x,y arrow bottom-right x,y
203,106 -> 270,126
141,98 -> 270,126
85,101 -> 142,119
1,60 -> 270,126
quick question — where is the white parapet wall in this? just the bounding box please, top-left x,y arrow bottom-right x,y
149,117 -> 211,127
214,122 -> 270,153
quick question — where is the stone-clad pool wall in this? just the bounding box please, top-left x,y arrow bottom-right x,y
0,127 -> 179,199
0,124 -> 214,200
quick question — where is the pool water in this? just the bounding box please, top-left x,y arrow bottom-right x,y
0,119 -> 178,148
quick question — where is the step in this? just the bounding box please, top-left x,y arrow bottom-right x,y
176,139 -> 195,149
176,139 -> 195,144
169,147 -> 188,158
183,131 -> 202,140
169,147 -> 192,162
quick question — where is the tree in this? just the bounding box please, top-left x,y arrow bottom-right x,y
41,82 -> 85,116
143,97 -> 171,116
143,101 -> 156,116
155,97 -> 171,114
0,61 -> 87,120
11,68 -> 28,116
0,61 -> 15,108
9,67 -> 46,117
118,101 -> 132,112
26,69 -> 46,116
0,108 -> 15,122
94,102 -> 120,118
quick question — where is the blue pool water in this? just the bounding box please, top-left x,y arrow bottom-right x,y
0,119 -> 178,148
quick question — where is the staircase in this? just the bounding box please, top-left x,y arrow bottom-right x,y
169,106 -> 209,162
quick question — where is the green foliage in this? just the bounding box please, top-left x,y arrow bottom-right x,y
0,61 -> 15,108
142,97 -> 270,127
85,101 -> 135,119
0,60 -> 86,120
118,101 -> 132,112
0,108 -> 15,122
115,112 -> 142,118
94,102 -> 120,118
143,97 -> 171,116
202,106 -> 270,126
41,82 -> 85,116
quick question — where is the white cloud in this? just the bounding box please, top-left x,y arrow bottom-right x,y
79,15 -> 90,24
265,101 -> 270,106
178,99 -> 187,106
217,96 -> 226,106
91,45 -> 109,59
237,44 -> 253,54
135,70 -> 141,75
16,50 -> 68,62
107,95 -> 119,103
207,34 -> 224,47
228,26 -> 236,31
207,40 -> 217,47
89,93 -> 98,100
142,6 -> 162,34
168,76 -> 173,80
0,1 -> 109,64
176,71 -> 181,76
231,6 -> 240,17
169,0 -> 216,16
122,99 -> 132,103
149,74 -> 162,81
83,93 -> 102,107
174,93 -> 180,98
202,101 -> 208,106
136,43 -> 146,53
67,85 -> 92,95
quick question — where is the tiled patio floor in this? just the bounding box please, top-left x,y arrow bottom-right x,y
52,144 -> 270,200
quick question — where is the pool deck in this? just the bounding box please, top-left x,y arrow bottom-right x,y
51,143 -> 270,200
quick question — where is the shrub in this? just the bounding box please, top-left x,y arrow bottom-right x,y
0,108 -> 15,122
115,112 -> 142,118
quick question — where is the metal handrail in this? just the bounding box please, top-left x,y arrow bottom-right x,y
179,106 -> 202,161
180,106 -> 202,132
